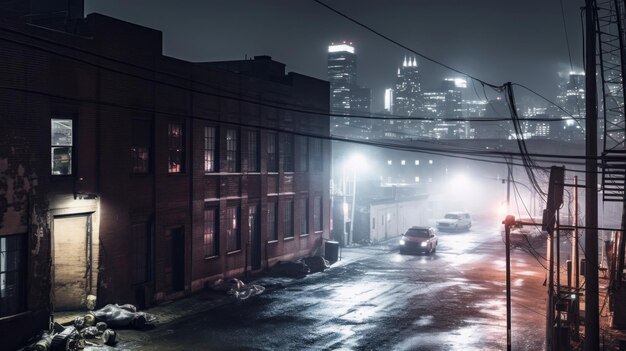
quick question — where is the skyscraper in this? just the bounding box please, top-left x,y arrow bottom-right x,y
327,42 -> 371,139
393,56 -> 422,117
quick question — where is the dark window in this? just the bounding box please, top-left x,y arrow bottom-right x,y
131,119 -> 151,174
313,196 -> 323,232
168,122 -> 184,173
267,133 -> 278,172
372,218 -> 375,229
299,198 -> 308,235
204,208 -> 219,257
247,130 -> 259,172
267,201 -> 277,241
283,134 -> 294,172
284,200 -> 294,239
296,136 -> 308,172
51,119 -> 73,175
309,138 -> 322,172
0,234 -> 26,317
225,128 -> 239,172
204,126 -> 217,173
226,207 -> 240,252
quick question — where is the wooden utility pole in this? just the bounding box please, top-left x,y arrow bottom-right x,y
584,0 -> 600,349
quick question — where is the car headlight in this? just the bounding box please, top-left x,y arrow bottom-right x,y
399,239 -> 405,245
421,242 -> 428,247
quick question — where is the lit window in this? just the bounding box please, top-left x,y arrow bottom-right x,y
204,207 -> 218,257
51,119 -> 73,175
387,160 -> 392,165
401,160 -> 406,165
225,128 -> 238,172
168,122 -> 184,173
226,207 -> 240,252
415,176 -> 420,183
204,126 -> 217,172
415,160 -> 420,166
429,160 -> 433,165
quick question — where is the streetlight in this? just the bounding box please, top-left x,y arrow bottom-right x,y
344,154 -> 366,246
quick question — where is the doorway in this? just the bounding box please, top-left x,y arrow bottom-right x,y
165,226 -> 184,293
53,214 -> 91,311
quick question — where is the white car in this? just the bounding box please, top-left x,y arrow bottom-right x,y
436,212 -> 472,232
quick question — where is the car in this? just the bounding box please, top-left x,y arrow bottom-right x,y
399,226 -> 438,254
436,212 -> 471,232
501,221 -> 546,248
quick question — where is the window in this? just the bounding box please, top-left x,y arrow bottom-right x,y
268,201 -> 277,241
309,138 -> 322,171
168,122 -> 184,173
296,136 -> 308,172
267,134 -> 278,172
299,198 -> 308,235
204,208 -> 218,257
401,160 -> 406,165
283,134 -> 294,172
313,196 -> 323,232
387,160 -> 392,165
51,118 -> 73,175
372,218 -> 375,229
0,234 -> 26,317
284,200 -> 294,239
131,119 -> 151,174
226,206 -> 240,252
204,126 -> 217,173
415,160 -> 420,166
247,130 -> 259,172
225,128 -> 239,172
428,159 -> 433,165
415,176 -> 420,183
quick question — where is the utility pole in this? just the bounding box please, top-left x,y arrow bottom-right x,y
573,176 -> 580,340
584,0 -> 600,349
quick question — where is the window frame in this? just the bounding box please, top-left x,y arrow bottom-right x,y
0,234 -> 27,317
247,130 -> 259,172
51,118 -> 74,176
299,198 -> 309,235
225,206 -> 241,252
203,207 -> 219,258
225,128 -> 239,173
130,119 -> 152,174
283,200 -> 294,239
267,201 -> 278,242
168,122 -> 185,174
296,136 -> 308,172
204,126 -> 218,173
282,133 -> 294,173
313,196 -> 323,232
267,133 -> 278,173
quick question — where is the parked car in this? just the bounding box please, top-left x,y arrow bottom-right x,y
436,212 -> 472,232
399,226 -> 438,254
501,221 -> 547,248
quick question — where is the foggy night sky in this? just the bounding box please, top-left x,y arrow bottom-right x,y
84,0 -> 584,112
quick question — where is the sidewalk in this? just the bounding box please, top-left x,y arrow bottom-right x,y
53,239 -> 400,328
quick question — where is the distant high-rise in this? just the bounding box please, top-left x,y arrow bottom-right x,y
555,72 -> 585,142
327,42 -> 371,139
393,56 -> 422,117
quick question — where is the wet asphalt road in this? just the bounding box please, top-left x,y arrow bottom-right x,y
117,221 -> 547,350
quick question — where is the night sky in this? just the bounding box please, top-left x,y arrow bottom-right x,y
85,0 -> 584,112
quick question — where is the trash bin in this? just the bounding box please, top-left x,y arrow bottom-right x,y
325,240 -> 339,263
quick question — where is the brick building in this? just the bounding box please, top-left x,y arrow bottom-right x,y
0,3 -> 330,349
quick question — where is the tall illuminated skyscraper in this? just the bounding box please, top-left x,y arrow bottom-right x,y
327,42 -> 371,138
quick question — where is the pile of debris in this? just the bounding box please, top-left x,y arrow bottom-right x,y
209,278 -> 266,301
269,256 -> 331,278
24,304 -> 157,351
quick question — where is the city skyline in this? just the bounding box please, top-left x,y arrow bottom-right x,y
84,0 -> 584,112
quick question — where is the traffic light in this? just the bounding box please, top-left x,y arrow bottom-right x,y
542,166 -> 565,233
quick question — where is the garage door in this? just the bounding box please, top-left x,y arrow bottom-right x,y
53,215 -> 88,311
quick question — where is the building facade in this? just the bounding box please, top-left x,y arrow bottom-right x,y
0,7 -> 331,349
